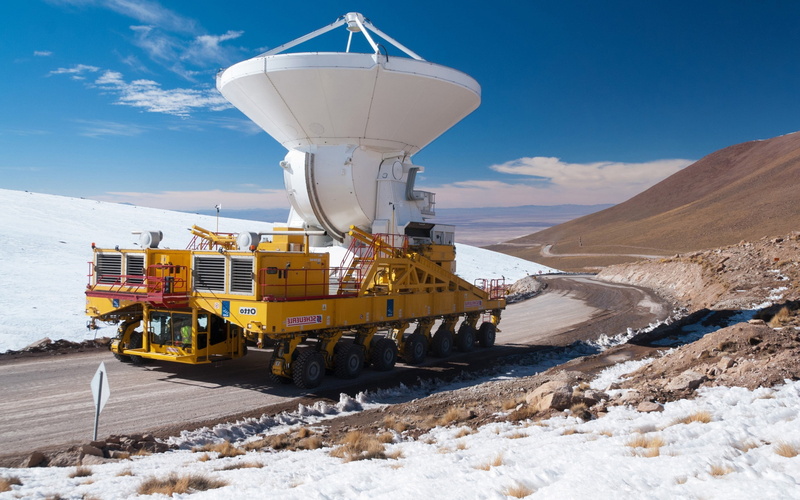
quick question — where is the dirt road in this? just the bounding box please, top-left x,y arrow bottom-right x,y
0,276 -> 668,463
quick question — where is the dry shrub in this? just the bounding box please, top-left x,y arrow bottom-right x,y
769,306 -> 792,327
383,415 -> 409,433
673,410 -> 713,426
197,453 -> 211,462
774,441 -> 800,458
597,430 -> 613,437
385,449 -> 404,460
675,476 -> 688,485
297,435 -> 325,450
508,404 -> 538,422
295,427 -> 312,439
133,448 -> 151,457
329,431 -> 386,462
454,427 -> 475,438
562,428 -> 577,436
69,466 -> 92,478
194,441 -> 245,458
709,464 -> 734,476
437,407 -> 472,427
218,461 -> 264,471
245,434 -> 291,452
627,434 -> 665,457
137,473 -> 228,495
116,469 -> 134,477
733,439 -> 761,453
475,453 -> 504,470
377,432 -> 395,444
503,482 -> 535,498
502,397 -> 523,411
456,441 -> 468,450
0,476 -> 22,492
570,402 -> 592,421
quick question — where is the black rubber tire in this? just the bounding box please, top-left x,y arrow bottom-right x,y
431,326 -> 453,358
478,322 -> 496,348
455,323 -> 476,352
269,372 -> 294,385
370,337 -> 397,371
335,342 -> 365,379
113,352 -> 132,363
403,332 -> 427,365
127,331 -> 146,366
293,349 -> 326,389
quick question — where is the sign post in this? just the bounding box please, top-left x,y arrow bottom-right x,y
90,362 -> 111,441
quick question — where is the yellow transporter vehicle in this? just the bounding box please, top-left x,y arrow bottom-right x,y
86,225 -> 506,388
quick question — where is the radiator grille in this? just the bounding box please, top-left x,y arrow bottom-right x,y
230,257 -> 254,294
126,254 -> 145,285
194,256 -> 225,292
96,254 -> 122,284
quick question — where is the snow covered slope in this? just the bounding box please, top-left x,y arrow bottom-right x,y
0,189 -> 555,352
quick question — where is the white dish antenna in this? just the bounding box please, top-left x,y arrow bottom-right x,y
216,13 -> 480,241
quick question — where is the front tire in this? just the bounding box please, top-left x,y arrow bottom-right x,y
478,322 -> 496,348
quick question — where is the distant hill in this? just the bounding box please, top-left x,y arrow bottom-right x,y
489,131 -> 800,271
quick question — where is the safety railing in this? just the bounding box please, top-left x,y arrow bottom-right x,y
258,267 -> 362,302
473,277 -> 508,300
87,264 -> 189,306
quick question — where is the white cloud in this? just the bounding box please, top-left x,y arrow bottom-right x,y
72,119 -> 149,138
47,0 -> 198,34
424,157 -> 694,207
48,64 -> 100,80
34,50 -> 53,57
97,189 -> 289,211
94,70 -> 230,116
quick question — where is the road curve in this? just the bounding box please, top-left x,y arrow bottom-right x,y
0,276 -> 669,462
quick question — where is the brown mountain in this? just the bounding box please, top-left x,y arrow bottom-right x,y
489,131 -> 800,271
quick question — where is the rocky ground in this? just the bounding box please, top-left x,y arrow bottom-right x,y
7,233 -> 800,468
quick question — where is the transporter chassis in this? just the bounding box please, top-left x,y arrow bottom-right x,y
85,226 -> 505,389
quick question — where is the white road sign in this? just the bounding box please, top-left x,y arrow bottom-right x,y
91,362 -> 110,413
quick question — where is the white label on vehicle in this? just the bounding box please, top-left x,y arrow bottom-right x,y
239,307 -> 257,316
465,300 -> 483,309
286,314 -> 323,327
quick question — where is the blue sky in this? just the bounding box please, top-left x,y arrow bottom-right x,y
2,1 -> 800,212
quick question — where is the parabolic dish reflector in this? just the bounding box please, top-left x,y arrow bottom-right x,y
217,52 -> 481,155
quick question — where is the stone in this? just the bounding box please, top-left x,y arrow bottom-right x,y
48,450 -> 82,467
664,370 -> 706,392
23,337 -> 52,350
81,454 -> 110,465
109,450 -> 131,459
79,444 -> 104,458
20,451 -> 47,468
637,401 -> 664,413
718,356 -> 735,370
89,440 -> 106,449
525,380 -> 575,412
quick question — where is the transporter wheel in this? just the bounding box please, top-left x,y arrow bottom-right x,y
371,338 -> 397,371
113,352 -> 132,363
431,326 -> 453,358
269,373 -> 293,385
455,323 -> 476,352
478,322 -> 496,348
403,333 -> 427,365
127,331 -> 146,366
335,342 -> 365,379
293,349 -> 325,389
